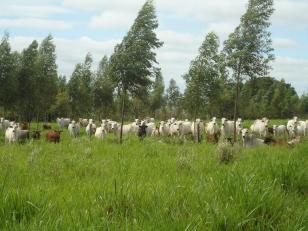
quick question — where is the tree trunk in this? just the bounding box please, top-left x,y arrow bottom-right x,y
36,113 -> 39,131
120,88 -> 126,144
233,63 -> 241,143
197,122 -> 200,143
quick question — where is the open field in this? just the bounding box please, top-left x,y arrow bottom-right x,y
0,121 -> 307,230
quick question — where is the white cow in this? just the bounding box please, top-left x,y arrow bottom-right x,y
152,127 -> 160,136
144,121 -> 156,136
191,119 -> 205,137
5,125 -> 18,143
205,118 -> 220,143
170,117 -> 176,124
68,121 -> 80,137
130,119 -> 141,134
250,119 -> 269,137
57,118 -> 70,128
100,120 -> 109,135
159,121 -> 170,136
0,118 -> 10,130
95,124 -> 107,139
108,121 -> 119,134
296,121 -> 307,136
236,118 -> 243,134
117,124 -> 132,136
169,121 -> 182,136
206,119 -> 219,136
105,120 -> 114,132
221,118 -> 235,137
241,128 -> 265,148
79,118 -> 88,127
273,125 -> 287,136
86,120 -> 96,136
287,117 -> 298,138
178,121 -> 193,138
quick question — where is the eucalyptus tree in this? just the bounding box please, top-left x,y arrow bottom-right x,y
68,53 -> 94,117
223,0 -> 275,141
0,33 -> 18,114
166,78 -> 182,117
93,56 -> 115,119
36,34 -> 58,121
183,32 -> 221,118
149,68 -> 165,117
17,40 -> 39,122
109,0 -> 163,143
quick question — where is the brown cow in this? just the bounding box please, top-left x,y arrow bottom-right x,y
32,130 -> 41,140
20,122 -> 29,130
206,131 -> 221,144
46,130 -> 62,143
43,124 -> 52,130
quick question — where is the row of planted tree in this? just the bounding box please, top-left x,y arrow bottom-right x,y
0,0 -> 307,124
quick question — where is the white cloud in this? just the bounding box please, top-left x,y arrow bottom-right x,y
63,0 -> 143,12
272,56 -> 308,94
0,18 -> 72,30
0,4 -> 71,18
68,0 -> 246,31
69,0 -> 308,31
156,30 -> 203,89
156,0 -> 246,23
10,36 -> 119,76
273,0 -> 308,29
207,22 -> 238,39
89,11 -> 136,29
273,38 -> 297,49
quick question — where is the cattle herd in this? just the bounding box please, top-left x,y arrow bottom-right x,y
0,116 -> 307,147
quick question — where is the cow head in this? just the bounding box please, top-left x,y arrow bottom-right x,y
221,118 -> 226,127
170,117 -> 176,124
110,122 -> 118,131
159,121 -> 165,130
241,128 -> 249,140
134,118 -> 140,125
101,121 -> 108,130
138,124 -> 148,139
236,120 -> 242,129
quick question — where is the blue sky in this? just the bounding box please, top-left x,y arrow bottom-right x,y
1,0 -> 307,94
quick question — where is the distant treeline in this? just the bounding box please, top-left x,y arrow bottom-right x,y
0,33 -> 307,122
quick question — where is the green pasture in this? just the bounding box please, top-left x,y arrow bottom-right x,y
0,120 -> 307,230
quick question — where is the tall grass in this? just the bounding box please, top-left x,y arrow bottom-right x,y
0,123 -> 307,230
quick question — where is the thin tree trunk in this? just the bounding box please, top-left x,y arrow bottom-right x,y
233,63 -> 241,143
36,113 -> 39,131
120,88 -> 126,144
